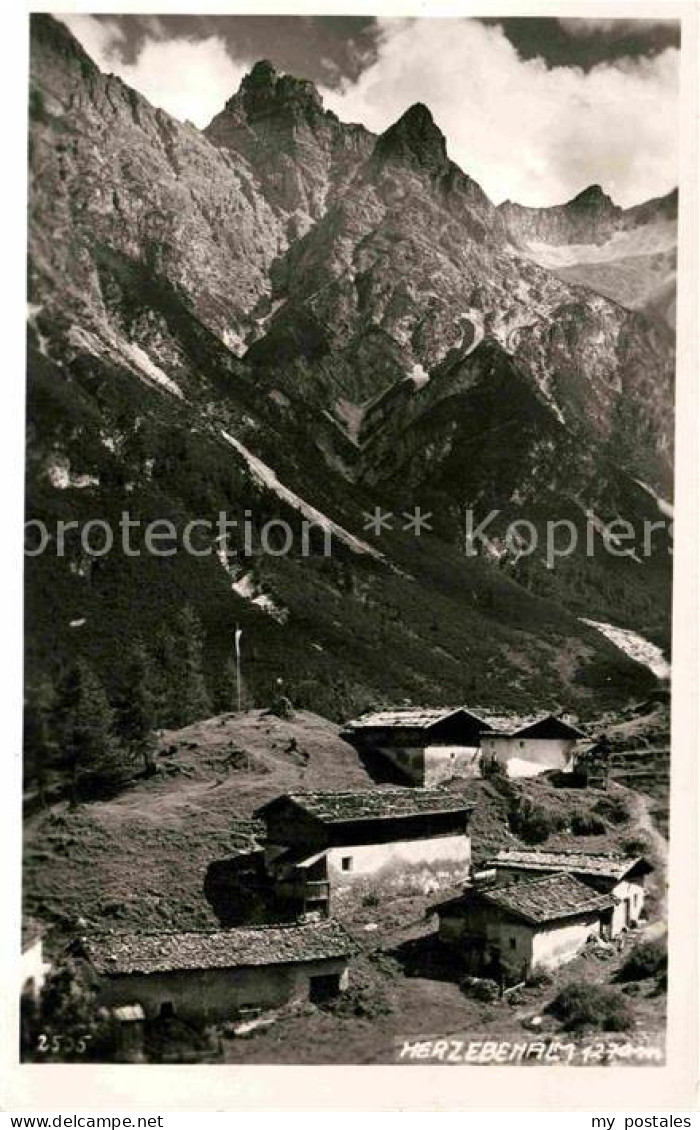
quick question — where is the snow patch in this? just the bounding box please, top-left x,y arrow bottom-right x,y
27,303 -> 50,356
634,479 -> 674,519
407,363 -> 430,387
232,572 -> 288,624
461,309 -> 485,357
47,458 -> 98,491
524,220 -> 676,269
67,325 -> 184,400
220,430 -> 385,561
583,508 -> 642,564
121,342 -> 184,399
580,617 -> 670,680
223,328 -> 247,357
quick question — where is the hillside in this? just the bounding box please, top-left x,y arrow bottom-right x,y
23,710 -> 372,936
24,15 -> 674,808
24,703 -> 668,945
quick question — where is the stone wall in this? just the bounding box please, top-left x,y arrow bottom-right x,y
327,834 -> 471,906
96,957 -> 349,1024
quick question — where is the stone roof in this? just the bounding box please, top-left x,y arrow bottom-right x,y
480,873 -> 614,925
477,712 -> 583,737
346,707 -> 481,730
261,788 -> 473,823
345,706 -> 582,738
486,849 -> 649,881
82,921 -> 355,976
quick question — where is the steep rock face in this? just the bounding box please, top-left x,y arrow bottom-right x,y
24,16 -> 673,719
29,15 -> 285,357
500,186 -> 678,328
356,337 -> 673,624
248,120 -> 674,493
205,60 -> 374,238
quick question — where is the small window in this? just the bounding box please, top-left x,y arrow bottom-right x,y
341,856 -> 353,872
509,937 -> 517,951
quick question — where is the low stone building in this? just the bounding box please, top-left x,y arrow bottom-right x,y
479,714 -> 583,778
344,707 -> 584,783
343,708 -> 487,785
432,872 -> 614,980
79,920 -> 355,1024
485,850 -> 652,935
256,788 -> 474,916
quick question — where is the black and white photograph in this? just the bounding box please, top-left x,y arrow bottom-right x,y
6,0 -> 698,1109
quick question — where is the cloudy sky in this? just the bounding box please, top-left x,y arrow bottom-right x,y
58,14 -> 680,208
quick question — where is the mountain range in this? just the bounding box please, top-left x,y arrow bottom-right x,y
25,15 -> 675,724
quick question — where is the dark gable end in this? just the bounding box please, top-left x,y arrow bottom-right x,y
424,709 -> 487,744
344,707 -> 488,746
512,716 -> 583,740
255,796 -> 329,852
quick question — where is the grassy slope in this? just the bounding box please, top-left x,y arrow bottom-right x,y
23,710 -> 372,935
24,705 -> 669,943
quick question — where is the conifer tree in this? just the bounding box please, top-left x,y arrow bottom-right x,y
23,675 -> 57,806
213,655 -> 238,715
168,605 -> 212,727
114,644 -> 158,774
56,660 -> 116,807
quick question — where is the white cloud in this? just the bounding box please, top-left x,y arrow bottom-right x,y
59,15 -> 249,127
320,18 -> 679,207
60,15 -> 678,207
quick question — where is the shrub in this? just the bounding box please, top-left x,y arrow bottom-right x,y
482,756 -> 506,781
593,795 -> 630,825
508,799 -> 564,845
362,891 -> 380,908
460,976 -> 500,1002
621,835 -> 650,857
571,812 -> 606,836
618,939 -> 667,982
546,981 -> 633,1032
526,965 -> 554,988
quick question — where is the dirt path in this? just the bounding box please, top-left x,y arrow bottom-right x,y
623,787 -> 668,938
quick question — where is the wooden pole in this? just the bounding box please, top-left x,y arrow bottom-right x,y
235,625 -> 242,714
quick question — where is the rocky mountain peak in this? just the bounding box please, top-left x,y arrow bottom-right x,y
568,183 -> 616,211
372,101 -> 449,175
224,58 -> 324,123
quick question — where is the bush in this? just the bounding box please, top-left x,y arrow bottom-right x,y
593,795 -> 630,825
508,799 -> 564,845
621,835 -> 650,857
460,976 -> 500,1003
546,981 -> 633,1032
571,812 -> 607,836
526,965 -> 554,988
362,891 -> 380,908
482,756 -> 506,781
618,939 -> 667,982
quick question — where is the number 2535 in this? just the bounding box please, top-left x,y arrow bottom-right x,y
37,1033 -> 92,1054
